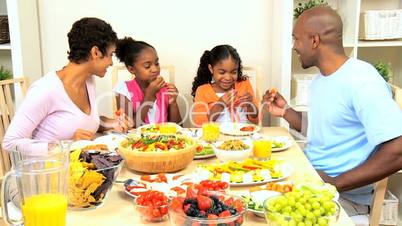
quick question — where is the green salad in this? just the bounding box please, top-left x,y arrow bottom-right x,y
195,143 -> 214,156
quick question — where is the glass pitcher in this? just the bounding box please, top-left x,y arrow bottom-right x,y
1,140 -> 71,226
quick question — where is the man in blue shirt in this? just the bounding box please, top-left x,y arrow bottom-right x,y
263,6 -> 402,216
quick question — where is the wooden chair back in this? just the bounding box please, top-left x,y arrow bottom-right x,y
111,64 -> 175,111
0,77 -> 29,177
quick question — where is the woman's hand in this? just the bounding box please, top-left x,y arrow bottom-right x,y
145,77 -> 166,100
262,88 -> 288,117
73,129 -> 94,141
112,109 -> 132,132
166,83 -> 179,104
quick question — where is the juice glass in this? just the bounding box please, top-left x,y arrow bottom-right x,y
159,123 -> 177,134
1,140 -> 70,226
202,123 -> 220,143
253,140 -> 272,159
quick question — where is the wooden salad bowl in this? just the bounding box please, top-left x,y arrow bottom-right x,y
117,135 -> 197,173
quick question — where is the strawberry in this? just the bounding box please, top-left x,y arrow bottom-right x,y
224,197 -> 234,206
186,186 -> 197,199
197,186 -> 208,196
218,210 -> 231,218
197,195 -> 213,211
233,200 -> 245,212
184,204 -> 192,214
171,197 -> 184,212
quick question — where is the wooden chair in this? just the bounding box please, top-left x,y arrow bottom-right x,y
368,84 -> 401,226
243,66 -> 263,126
369,177 -> 388,226
111,64 -> 175,111
243,66 -> 262,102
0,77 -> 29,178
390,84 -> 402,108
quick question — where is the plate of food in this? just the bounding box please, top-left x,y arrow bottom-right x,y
137,123 -> 183,135
193,158 -> 292,186
219,122 -> 260,136
194,142 -> 215,159
241,190 -> 282,217
241,181 -> 293,217
122,173 -> 191,198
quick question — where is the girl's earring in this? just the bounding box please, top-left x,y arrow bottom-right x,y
211,77 -> 215,83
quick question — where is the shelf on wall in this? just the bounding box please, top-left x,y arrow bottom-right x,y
0,43 -> 11,50
358,40 -> 402,47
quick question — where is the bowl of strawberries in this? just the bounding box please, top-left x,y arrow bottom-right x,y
169,188 -> 246,226
134,190 -> 169,223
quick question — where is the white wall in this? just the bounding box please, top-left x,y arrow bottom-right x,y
37,0 -> 277,126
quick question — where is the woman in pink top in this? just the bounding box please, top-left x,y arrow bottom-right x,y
3,17 -> 128,152
113,37 -> 182,127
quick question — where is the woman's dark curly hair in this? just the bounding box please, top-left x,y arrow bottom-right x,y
115,37 -> 154,67
67,17 -> 117,63
191,44 -> 246,97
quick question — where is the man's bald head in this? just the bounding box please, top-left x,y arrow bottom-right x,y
296,6 -> 343,49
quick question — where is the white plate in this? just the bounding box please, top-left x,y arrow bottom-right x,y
248,208 -> 265,218
123,173 -> 192,198
229,162 -> 293,186
94,134 -> 125,151
71,140 -> 93,150
137,123 -> 183,135
219,122 -> 260,136
194,153 -> 216,159
71,134 -> 124,151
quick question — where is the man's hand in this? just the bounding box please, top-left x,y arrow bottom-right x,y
262,88 -> 288,117
73,129 -> 94,141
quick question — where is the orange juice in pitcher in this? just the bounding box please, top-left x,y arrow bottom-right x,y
22,193 -> 67,226
1,141 -> 70,226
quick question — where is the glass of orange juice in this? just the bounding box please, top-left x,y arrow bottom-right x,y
253,140 -> 272,159
2,141 -> 70,226
202,123 -> 220,143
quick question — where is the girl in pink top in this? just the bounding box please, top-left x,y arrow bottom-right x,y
3,17 -> 129,152
113,37 -> 182,127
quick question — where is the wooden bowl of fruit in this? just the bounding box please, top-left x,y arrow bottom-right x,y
118,134 -> 197,173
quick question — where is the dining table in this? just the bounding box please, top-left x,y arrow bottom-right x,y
66,127 -> 355,226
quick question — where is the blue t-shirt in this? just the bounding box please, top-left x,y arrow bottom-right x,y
305,58 -> 402,205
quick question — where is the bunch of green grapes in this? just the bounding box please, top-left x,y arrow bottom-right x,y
264,188 -> 339,226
